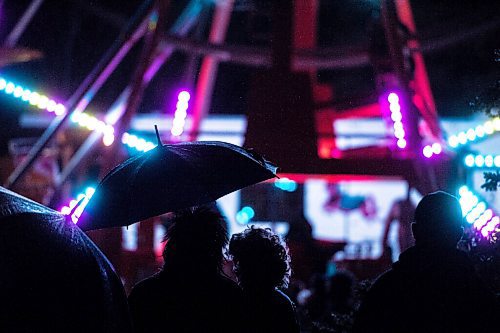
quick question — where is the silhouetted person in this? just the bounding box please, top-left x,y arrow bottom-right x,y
128,206 -> 244,333
354,191 -> 498,332
228,226 -> 300,333
382,198 -> 415,256
327,270 -> 356,315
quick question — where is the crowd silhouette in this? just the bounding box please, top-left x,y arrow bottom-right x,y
1,190 -> 499,332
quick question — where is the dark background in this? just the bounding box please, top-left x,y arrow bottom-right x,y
0,0 -> 499,147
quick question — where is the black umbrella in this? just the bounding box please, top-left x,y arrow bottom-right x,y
0,186 -> 132,332
80,140 -> 277,231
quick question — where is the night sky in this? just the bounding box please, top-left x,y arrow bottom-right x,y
0,0 -> 499,127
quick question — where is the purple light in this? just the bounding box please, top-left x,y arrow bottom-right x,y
178,91 -> 191,102
171,90 -> 191,137
60,187 -> 95,223
384,91 -> 407,150
422,142 -> 443,159
387,93 -> 399,104
431,143 -> 442,154
397,138 -> 407,148
423,145 -> 433,158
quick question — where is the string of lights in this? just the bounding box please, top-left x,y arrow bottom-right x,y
386,92 -> 407,149
422,142 -> 443,158
458,185 -> 499,239
0,77 -> 66,115
464,154 -> 500,168
448,118 -> 500,148
60,186 -> 96,223
0,76 -> 157,151
171,90 -> 190,137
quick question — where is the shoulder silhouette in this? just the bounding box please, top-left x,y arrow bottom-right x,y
128,206 -> 244,333
354,191 -> 498,333
228,226 -> 300,333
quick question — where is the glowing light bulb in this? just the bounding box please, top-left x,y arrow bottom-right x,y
393,122 -> 404,132
448,136 -> 458,148
47,100 -> 57,112
176,100 -> 189,111
394,127 -> 405,139
457,132 -> 467,144
14,86 -> 24,97
103,134 -> 115,146
37,95 -> 49,109
431,143 -> 442,154
29,92 -> 40,105
171,126 -> 183,137
423,146 -> 433,158
484,121 -> 494,134
484,155 -> 494,167
389,103 -> 401,113
178,91 -> 191,102
494,156 -> 500,167
387,93 -> 399,104
458,186 -> 468,196
21,90 -> 31,101
475,155 -> 484,167
466,129 -> 476,141
464,154 -> 475,167
493,118 -> 500,131
5,82 -> 15,94
54,104 -> 66,116
475,125 -> 485,137
85,187 -> 95,197
121,132 -> 129,144
397,138 -> 407,148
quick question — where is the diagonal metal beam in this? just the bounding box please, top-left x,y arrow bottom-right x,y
52,0 -> 205,194
4,0 -> 154,189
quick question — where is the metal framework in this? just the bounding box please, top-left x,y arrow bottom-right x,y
5,0 -> 446,198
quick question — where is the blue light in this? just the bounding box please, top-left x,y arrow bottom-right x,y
241,206 -> 255,219
236,206 -> 255,225
464,154 -> 475,167
274,178 -> 298,192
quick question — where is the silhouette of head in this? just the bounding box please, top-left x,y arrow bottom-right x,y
329,270 -> 356,313
162,205 -> 228,274
412,191 -> 463,248
228,226 -> 291,291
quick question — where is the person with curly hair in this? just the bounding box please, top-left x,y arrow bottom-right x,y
128,205 -> 245,333
228,226 -> 300,333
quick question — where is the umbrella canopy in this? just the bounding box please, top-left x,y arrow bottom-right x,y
0,187 -> 131,332
80,141 -> 277,231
